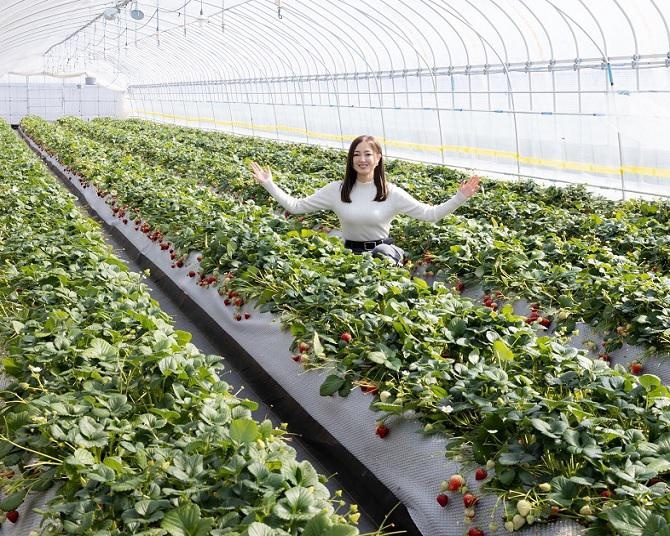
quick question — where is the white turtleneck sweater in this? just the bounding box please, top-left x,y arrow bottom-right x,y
263,179 -> 468,242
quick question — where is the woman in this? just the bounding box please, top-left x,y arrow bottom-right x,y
250,135 -> 480,264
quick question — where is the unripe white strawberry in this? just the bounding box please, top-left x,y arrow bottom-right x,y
380,390 -> 392,402
516,499 -> 532,517
538,482 -> 551,492
504,521 -> 514,532
512,514 -> 525,530
557,309 -> 570,320
579,504 -> 593,516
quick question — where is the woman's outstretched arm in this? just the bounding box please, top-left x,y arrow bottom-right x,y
250,161 -> 337,214
392,175 -> 480,222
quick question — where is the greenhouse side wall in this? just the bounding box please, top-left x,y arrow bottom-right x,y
126,64 -> 670,200
0,77 -> 125,124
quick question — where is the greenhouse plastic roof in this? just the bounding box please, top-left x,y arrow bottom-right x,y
2,0 -> 670,90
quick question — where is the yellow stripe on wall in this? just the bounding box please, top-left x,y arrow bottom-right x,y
134,110 -> 670,179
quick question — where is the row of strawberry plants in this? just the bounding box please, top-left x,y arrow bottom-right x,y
59,116 -> 670,265
55,117 -> 670,355
397,217 -> 670,355
70,116 -> 670,277
20,116 -> 670,534
0,119 -> 361,535
53,115 -> 667,280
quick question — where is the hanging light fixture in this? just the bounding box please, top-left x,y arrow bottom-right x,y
197,0 -> 209,27
103,6 -> 120,20
130,1 -> 144,20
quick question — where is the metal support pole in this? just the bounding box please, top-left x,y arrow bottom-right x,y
616,130 -> 626,201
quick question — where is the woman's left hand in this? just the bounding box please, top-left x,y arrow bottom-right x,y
459,175 -> 480,198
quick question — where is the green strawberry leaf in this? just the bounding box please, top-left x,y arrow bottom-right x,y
161,504 -> 213,536
320,374 -> 345,396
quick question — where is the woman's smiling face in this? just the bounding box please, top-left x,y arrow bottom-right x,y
352,141 -> 381,182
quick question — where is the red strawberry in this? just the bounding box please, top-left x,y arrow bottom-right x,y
475,468 -> 488,481
463,493 -> 478,507
176,260 -> 184,268
598,353 -> 611,363
447,474 -> 465,491
6,510 -> 19,523
539,317 -> 551,328
599,489 -> 612,498
375,424 -> 390,438
291,354 -> 302,362
340,332 -> 352,343
223,299 -> 231,306
455,280 -> 465,292
234,313 -> 242,321
630,361 -> 643,375
188,271 -> 196,277
436,494 -> 449,507
468,528 -> 484,536
298,342 -> 310,353
244,312 -> 251,320
361,385 -> 378,394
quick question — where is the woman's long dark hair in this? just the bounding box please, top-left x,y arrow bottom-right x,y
340,135 -> 388,203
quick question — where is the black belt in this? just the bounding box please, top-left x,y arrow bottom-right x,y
344,238 -> 389,251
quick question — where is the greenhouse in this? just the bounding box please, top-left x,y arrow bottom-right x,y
0,1 -> 669,536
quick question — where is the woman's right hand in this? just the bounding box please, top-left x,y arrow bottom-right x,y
250,162 -> 272,185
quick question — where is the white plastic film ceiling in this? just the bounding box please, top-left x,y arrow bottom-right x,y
2,0 -> 668,88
